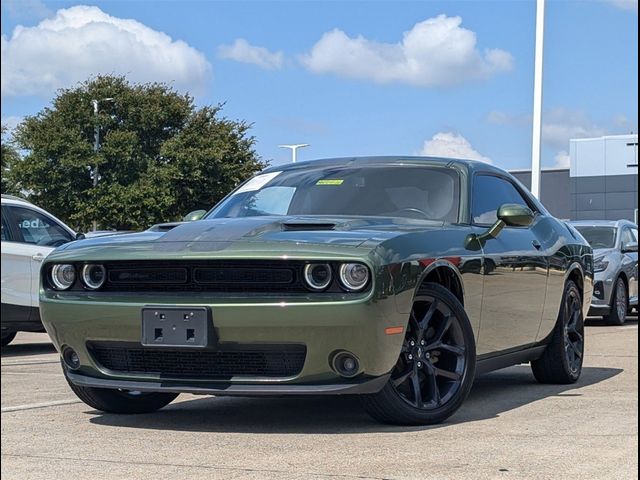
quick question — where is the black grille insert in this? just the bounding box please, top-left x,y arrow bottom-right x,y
89,342 -> 306,378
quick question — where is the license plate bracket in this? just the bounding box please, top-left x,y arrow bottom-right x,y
141,306 -> 215,348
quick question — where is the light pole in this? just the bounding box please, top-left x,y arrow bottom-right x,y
279,144 -> 310,163
91,97 -> 114,231
530,0 -> 546,200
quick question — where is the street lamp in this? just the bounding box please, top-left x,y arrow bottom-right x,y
530,0 -> 545,200
279,144 -> 310,163
90,97 -> 114,231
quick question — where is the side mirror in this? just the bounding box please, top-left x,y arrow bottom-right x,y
497,204 -> 535,227
75,233 -> 86,241
465,204 -> 534,251
622,242 -> 638,253
182,210 -> 206,222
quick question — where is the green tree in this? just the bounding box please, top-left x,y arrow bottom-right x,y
1,124 -> 21,195
7,75 -> 266,231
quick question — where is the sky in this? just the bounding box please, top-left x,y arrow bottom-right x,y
1,0 -> 638,170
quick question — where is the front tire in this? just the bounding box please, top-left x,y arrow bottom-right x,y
361,283 -> 476,425
531,280 -> 584,384
604,277 -> 627,325
64,368 -> 178,414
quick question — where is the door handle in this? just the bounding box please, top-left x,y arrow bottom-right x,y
532,240 -> 542,250
32,253 -> 45,262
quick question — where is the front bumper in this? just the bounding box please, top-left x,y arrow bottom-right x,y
588,274 -> 614,316
64,369 -> 391,395
40,292 -> 406,393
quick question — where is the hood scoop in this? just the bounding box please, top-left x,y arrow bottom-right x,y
282,221 -> 336,232
148,222 -> 186,232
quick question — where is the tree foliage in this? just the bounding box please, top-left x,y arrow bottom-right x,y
7,75 -> 266,231
1,125 -> 21,194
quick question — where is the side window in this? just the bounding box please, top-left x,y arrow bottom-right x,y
1,207 -> 12,241
472,175 -> 533,225
9,206 -> 73,247
621,227 -> 637,247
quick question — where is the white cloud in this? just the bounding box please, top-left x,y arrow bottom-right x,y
1,5 -> 212,97
542,108 -> 608,149
488,108 -> 609,150
607,0 -> 638,13
553,151 -> 570,169
487,110 -> 530,127
218,38 -> 283,70
419,132 -> 492,163
2,0 -> 51,21
300,15 -> 513,87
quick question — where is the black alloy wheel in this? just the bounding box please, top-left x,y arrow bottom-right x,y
563,286 -> 585,376
391,295 -> 467,409
532,280 -> 584,384
361,283 -> 476,425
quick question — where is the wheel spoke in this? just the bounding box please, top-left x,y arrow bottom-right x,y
425,364 -> 441,406
432,314 -> 453,343
437,343 -> 465,357
434,366 -> 461,381
410,370 -> 423,407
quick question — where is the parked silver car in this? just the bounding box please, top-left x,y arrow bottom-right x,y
570,220 -> 638,324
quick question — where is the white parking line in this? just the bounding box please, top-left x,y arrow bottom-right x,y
1,399 -> 80,413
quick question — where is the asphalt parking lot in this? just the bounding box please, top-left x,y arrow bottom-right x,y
1,319 -> 637,480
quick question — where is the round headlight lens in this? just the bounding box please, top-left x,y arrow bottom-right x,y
50,264 -> 76,290
339,263 -> 370,291
303,263 -> 332,291
81,264 -> 106,290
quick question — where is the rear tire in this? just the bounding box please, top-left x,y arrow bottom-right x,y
360,283 -> 476,425
63,368 -> 178,414
1,330 -> 17,347
604,277 -> 627,325
531,280 -> 584,384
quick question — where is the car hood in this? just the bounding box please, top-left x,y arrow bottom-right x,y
592,247 -> 617,259
49,216 -> 444,262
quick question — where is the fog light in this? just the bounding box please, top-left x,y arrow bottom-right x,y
62,347 -> 81,370
331,351 -> 360,378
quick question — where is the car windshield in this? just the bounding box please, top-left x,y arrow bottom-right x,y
207,165 -> 460,222
574,226 -> 617,249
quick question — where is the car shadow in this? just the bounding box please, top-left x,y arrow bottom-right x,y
1,342 -> 57,358
89,365 -> 622,434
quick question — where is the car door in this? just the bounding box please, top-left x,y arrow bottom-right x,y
621,226 -> 638,305
471,174 -> 549,355
5,205 -> 75,309
1,206 -> 34,321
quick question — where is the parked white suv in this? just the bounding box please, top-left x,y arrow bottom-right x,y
1,195 -> 77,346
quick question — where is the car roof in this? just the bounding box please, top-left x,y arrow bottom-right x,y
262,156 -> 505,176
1,194 -> 33,206
569,219 -> 636,228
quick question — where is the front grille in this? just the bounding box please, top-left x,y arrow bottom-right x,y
89,342 -> 306,378
101,260 -> 306,293
96,260 -> 354,294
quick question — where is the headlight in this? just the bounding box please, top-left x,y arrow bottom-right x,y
338,263 -> 370,291
50,264 -> 76,290
303,263 -> 332,291
594,257 -> 609,273
81,264 -> 106,290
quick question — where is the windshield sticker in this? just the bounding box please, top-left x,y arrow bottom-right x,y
316,179 -> 344,186
235,172 -> 282,194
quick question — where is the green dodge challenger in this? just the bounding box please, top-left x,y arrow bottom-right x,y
40,157 -> 593,425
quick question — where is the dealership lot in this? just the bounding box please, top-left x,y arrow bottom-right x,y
1,320 -> 637,480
